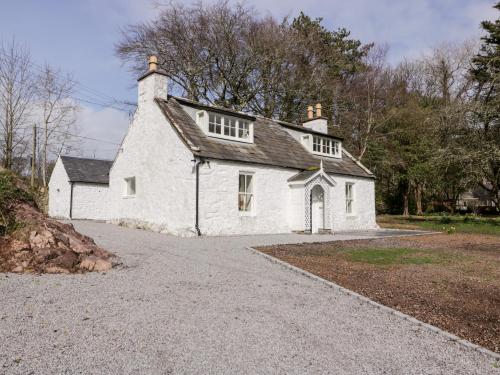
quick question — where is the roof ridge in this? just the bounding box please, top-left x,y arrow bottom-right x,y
60,155 -> 113,162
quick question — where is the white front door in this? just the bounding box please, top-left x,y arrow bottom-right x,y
311,185 -> 325,233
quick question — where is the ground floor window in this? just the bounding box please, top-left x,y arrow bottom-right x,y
238,173 -> 253,212
345,182 -> 354,214
124,177 -> 136,197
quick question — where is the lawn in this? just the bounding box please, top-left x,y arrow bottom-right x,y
378,214 -> 500,235
257,233 -> 500,354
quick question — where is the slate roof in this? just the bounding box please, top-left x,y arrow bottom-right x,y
287,169 -> 319,182
60,156 -> 113,184
156,96 -> 374,179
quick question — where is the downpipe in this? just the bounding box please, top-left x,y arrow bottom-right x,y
193,158 -> 205,236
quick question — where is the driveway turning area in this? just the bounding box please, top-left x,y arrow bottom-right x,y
1,222 -> 497,374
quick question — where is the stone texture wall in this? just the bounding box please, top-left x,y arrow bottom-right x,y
107,74 -> 196,236
48,157 -> 71,219
328,174 -> 378,231
71,183 -> 111,220
198,160 -> 297,235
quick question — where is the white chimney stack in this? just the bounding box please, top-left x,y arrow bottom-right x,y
137,55 -> 168,107
303,103 -> 328,134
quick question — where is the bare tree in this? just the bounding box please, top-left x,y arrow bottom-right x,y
35,64 -> 79,187
339,45 -> 396,160
0,39 -> 36,170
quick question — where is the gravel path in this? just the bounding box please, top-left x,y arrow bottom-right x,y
0,222 -> 497,374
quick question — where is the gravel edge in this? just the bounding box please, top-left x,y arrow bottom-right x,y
247,246 -> 500,362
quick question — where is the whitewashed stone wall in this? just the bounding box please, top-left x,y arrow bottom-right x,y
107,77 -> 196,236
328,174 -> 378,231
71,183 -> 111,220
198,160 -> 297,235
48,157 -> 71,218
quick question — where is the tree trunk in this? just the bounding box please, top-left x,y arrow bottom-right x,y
415,182 -> 423,215
403,183 -> 410,216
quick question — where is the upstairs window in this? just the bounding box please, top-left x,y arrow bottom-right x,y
202,112 -> 252,142
345,182 -> 354,214
312,136 -> 341,157
238,173 -> 253,212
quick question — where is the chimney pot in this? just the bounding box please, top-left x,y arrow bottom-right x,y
148,55 -> 158,71
315,103 -> 322,118
307,105 -> 314,120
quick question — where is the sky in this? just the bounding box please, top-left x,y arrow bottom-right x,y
0,0 -> 497,159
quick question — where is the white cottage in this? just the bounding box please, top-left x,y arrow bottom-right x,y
49,57 -> 378,236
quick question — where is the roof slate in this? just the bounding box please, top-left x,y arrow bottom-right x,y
156,97 -> 374,179
60,156 -> 112,184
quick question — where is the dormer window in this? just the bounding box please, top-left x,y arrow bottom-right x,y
302,134 -> 341,158
197,110 -> 253,143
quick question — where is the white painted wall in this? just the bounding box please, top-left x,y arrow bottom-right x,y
198,160 -> 297,235
328,174 -> 378,231
48,157 -> 71,218
71,183 -> 111,220
107,73 -> 196,236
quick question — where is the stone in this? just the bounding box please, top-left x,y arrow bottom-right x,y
69,237 -> 92,254
93,259 -> 112,272
11,265 -> 23,273
79,256 -> 97,271
52,252 -> 78,269
10,239 -> 29,252
29,230 -> 55,248
45,266 -> 70,274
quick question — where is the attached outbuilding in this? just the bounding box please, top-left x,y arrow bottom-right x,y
48,156 -> 112,220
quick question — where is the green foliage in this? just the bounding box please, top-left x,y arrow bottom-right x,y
0,171 -> 34,235
344,248 -> 450,266
379,215 -> 500,235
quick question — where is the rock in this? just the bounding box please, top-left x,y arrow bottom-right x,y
12,266 -> 23,273
45,266 -> 70,274
10,239 -> 29,252
52,252 -> 78,269
93,259 -> 112,272
79,256 -> 98,271
69,237 -> 92,255
29,230 -> 55,248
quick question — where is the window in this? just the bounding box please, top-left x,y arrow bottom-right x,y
345,182 -> 354,214
202,111 -> 252,142
312,136 -> 341,157
124,177 -> 136,197
238,173 -> 253,212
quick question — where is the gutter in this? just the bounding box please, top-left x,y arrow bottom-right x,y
193,158 -> 205,236
69,181 -> 74,219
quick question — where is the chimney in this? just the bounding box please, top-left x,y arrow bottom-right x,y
307,105 -> 314,120
148,55 -> 158,71
303,102 -> 328,134
315,103 -> 322,117
137,55 -> 168,107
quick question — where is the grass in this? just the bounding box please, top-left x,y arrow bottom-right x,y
344,247 -> 449,266
378,214 -> 500,235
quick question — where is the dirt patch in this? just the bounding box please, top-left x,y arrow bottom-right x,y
257,233 -> 500,354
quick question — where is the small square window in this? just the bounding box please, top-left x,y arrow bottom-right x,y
124,177 -> 136,197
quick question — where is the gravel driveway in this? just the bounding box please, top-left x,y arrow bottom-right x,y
0,222 -> 497,374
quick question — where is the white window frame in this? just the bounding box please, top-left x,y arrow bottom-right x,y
238,172 -> 254,215
196,110 -> 254,144
124,177 -> 136,198
345,182 -> 354,215
310,135 -> 341,158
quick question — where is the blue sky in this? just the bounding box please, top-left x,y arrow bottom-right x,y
0,0 -> 497,158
